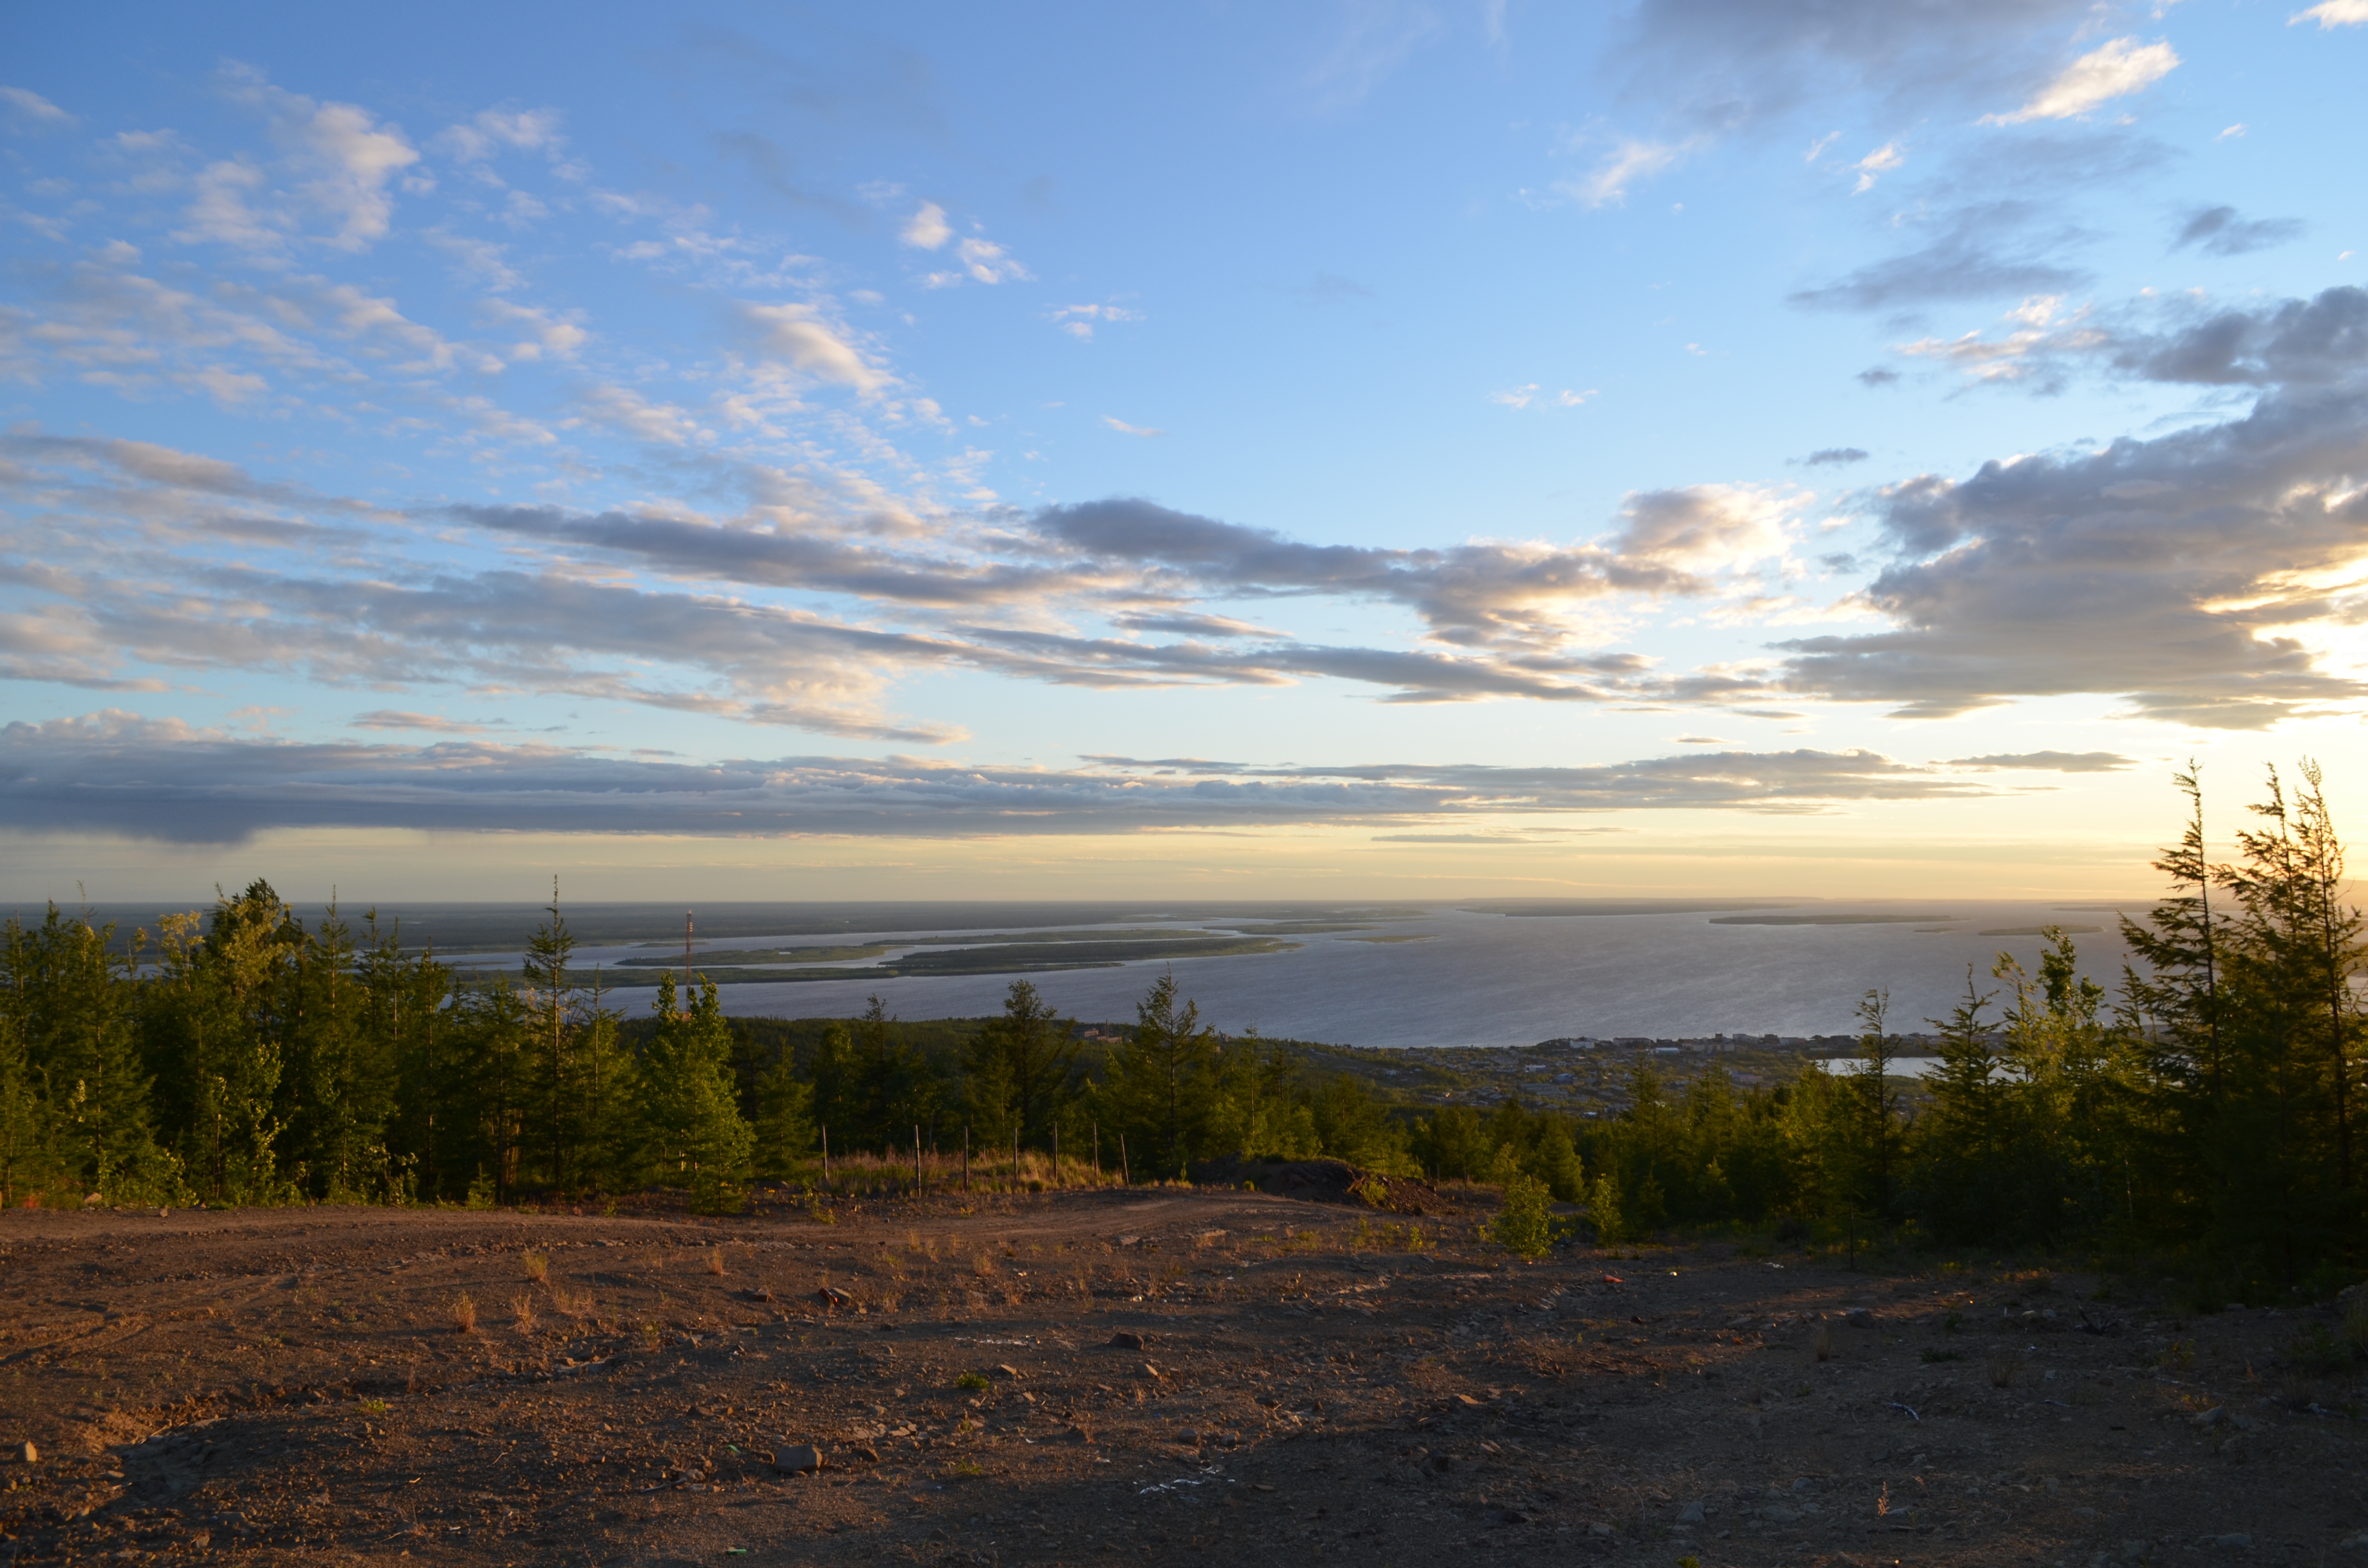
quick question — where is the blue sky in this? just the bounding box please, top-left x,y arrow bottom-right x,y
4,0 -> 2366,901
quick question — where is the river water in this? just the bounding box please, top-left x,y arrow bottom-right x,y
436,898 -> 2147,1049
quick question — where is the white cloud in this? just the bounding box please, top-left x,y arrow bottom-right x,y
900,201 -> 951,249
2291,0 -> 2368,26
434,107 -> 566,163
176,159 -> 282,254
1981,37 -> 2179,124
201,70 -> 421,252
308,280 -> 476,368
1894,295 -> 2106,386
349,710 -> 499,734
0,86 -> 72,124
1490,384 -> 1596,409
481,299 -> 586,360
1103,416 -> 1166,438
2218,123 -> 2247,139
1612,484 -> 1798,576
961,236 -> 1028,283
1804,131 -> 1839,163
735,302 -> 889,393
1048,303 -> 1141,340
274,97 -> 420,250
924,235 -> 1030,288
577,383 -> 704,445
1568,137 -> 1695,207
425,229 -> 523,291
190,365 -> 269,406
1851,141 -> 1904,194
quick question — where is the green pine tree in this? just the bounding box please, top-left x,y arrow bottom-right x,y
641,973 -> 754,1212
1092,970 -> 1221,1181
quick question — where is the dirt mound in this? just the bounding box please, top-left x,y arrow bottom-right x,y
1187,1156 -> 1434,1213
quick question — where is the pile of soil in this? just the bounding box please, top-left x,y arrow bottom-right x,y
1,1192 -> 2361,1565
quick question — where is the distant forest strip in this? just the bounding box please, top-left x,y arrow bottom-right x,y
2,761 -> 2363,1297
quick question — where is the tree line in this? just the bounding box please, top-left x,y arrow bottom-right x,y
1452,761 -> 2367,1292
0,880 -> 1420,1214
2,763 -> 2362,1291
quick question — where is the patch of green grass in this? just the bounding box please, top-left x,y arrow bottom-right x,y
955,1371 -> 991,1391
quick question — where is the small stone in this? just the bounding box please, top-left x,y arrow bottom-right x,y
1844,1307 -> 1875,1329
816,1286 -> 853,1310
1106,1331 -> 1144,1350
992,1363 -> 1021,1379
2216,1533 -> 2252,1549
1678,1499 -> 1706,1525
18,1441 -> 35,1463
2194,1406 -> 2227,1427
1142,1362 -> 1166,1381
2337,1531 -> 2368,1550
1588,1522 -> 1614,1537
772,1443 -> 820,1474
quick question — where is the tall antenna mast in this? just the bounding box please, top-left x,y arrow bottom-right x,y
684,908 -> 694,990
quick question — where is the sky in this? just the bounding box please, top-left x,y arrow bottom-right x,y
3,0 -> 2366,905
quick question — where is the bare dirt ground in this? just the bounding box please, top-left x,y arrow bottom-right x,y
3,1186 -> 2364,1566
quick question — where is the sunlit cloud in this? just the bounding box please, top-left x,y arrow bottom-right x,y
1981,37 -> 2178,125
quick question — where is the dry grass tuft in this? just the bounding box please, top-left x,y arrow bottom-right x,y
705,1247 -> 727,1276
511,1292 -> 538,1333
522,1250 -> 549,1283
1988,1353 -> 2021,1389
450,1291 -> 478,1335
1812,1325 -> 1833,1363
552,1287 -> 594,1319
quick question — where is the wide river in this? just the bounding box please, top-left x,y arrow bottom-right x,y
434,898 -> 2147,1048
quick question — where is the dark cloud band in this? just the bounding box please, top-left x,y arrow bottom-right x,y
3,714 -> 2035,845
